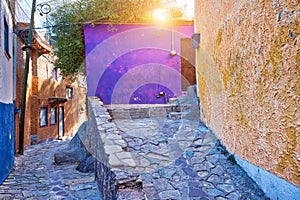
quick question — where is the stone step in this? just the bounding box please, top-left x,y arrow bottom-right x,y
168,111 -> 189,119
106,104 -> 182,119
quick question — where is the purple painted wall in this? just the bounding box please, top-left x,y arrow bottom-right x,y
84,24 -> 194,104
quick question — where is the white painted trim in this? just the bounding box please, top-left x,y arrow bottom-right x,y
0,0 -> 14,104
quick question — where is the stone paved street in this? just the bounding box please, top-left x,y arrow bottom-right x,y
0,140 -> 100,200
113,118 -> 269,200
0,106 -> 270,200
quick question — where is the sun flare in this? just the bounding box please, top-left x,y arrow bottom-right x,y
153,8 -> 168,22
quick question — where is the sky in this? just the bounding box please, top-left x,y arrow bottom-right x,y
16,0 -> 194,40
174,0 -> 194,20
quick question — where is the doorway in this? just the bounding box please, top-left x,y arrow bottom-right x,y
180,38 -> 196,91
58,106 -> 64,139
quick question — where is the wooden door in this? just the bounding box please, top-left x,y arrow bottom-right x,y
180,38 -> 196,91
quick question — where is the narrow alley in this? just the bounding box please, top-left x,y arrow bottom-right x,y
0,140 -> 100,199
114,118 -> 269,200
1,99 -> 269,200
0,0 -> 299,199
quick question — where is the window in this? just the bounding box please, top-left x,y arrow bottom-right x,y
66,86 -> 73,99
53,67 -> 57,81
4,17 -> 10,57
40,107 -> 48,127
50,107 -> 57,125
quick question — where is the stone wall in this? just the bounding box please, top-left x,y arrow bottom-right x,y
88,97 -> 142,199
195,0 -> 299,187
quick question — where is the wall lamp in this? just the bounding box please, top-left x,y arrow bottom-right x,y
192,33 -> 200,48
36,3 -> 51,16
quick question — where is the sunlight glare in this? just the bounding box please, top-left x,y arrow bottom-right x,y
153,8 -> 168,22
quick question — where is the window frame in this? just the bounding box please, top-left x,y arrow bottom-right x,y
50,107 -> 57,125
4,17 -> 10,58
39,106 -> 48,127
66,86 -> 73,99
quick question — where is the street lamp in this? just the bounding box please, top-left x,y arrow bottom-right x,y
19,1 -> 51,154
36,3 -> 51,16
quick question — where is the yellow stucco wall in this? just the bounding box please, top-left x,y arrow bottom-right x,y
195,0 -> 299,187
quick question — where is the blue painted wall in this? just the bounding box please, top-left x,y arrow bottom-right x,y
0,102 -> 15,184
84,24 -> 194,104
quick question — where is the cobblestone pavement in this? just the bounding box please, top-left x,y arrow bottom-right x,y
0,117 -> 270,200
0,140 -> 100,200
114,117 -> 270,200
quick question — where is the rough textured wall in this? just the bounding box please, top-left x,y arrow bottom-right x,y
195,0 -> 299,187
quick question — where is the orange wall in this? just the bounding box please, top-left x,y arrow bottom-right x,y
195,0 -> 299,187
15,38 -> 87,148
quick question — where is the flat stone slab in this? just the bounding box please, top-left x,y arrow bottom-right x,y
109,118 -> 269,200
0,140 -> 100,199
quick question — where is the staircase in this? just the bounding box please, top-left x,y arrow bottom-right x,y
167,85 -> 200,121
106,85 -> 200,121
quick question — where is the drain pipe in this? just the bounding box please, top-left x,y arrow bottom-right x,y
170,21 -> 177,56
19,0 -> 37,155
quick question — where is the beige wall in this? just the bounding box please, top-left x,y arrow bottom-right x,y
195,0 -> 299,187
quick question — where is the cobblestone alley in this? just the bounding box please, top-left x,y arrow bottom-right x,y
0,140 -> 100,199
0,101 -> 270,199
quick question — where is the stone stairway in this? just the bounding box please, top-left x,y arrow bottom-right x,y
105,104 -> 181,119
167,85 -> 200,121
106,85 -> 200,121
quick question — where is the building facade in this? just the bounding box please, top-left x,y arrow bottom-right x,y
0,0 -> 15,184
84,23 -> 195,104
194,0 -> 300,198
13,0 -> 87,150
14,23 -> 87,149
0,0 -> 86,185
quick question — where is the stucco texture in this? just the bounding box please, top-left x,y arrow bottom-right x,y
15,47 -> 87,147
195,0 -> 300,187
84,24 -> 194,104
